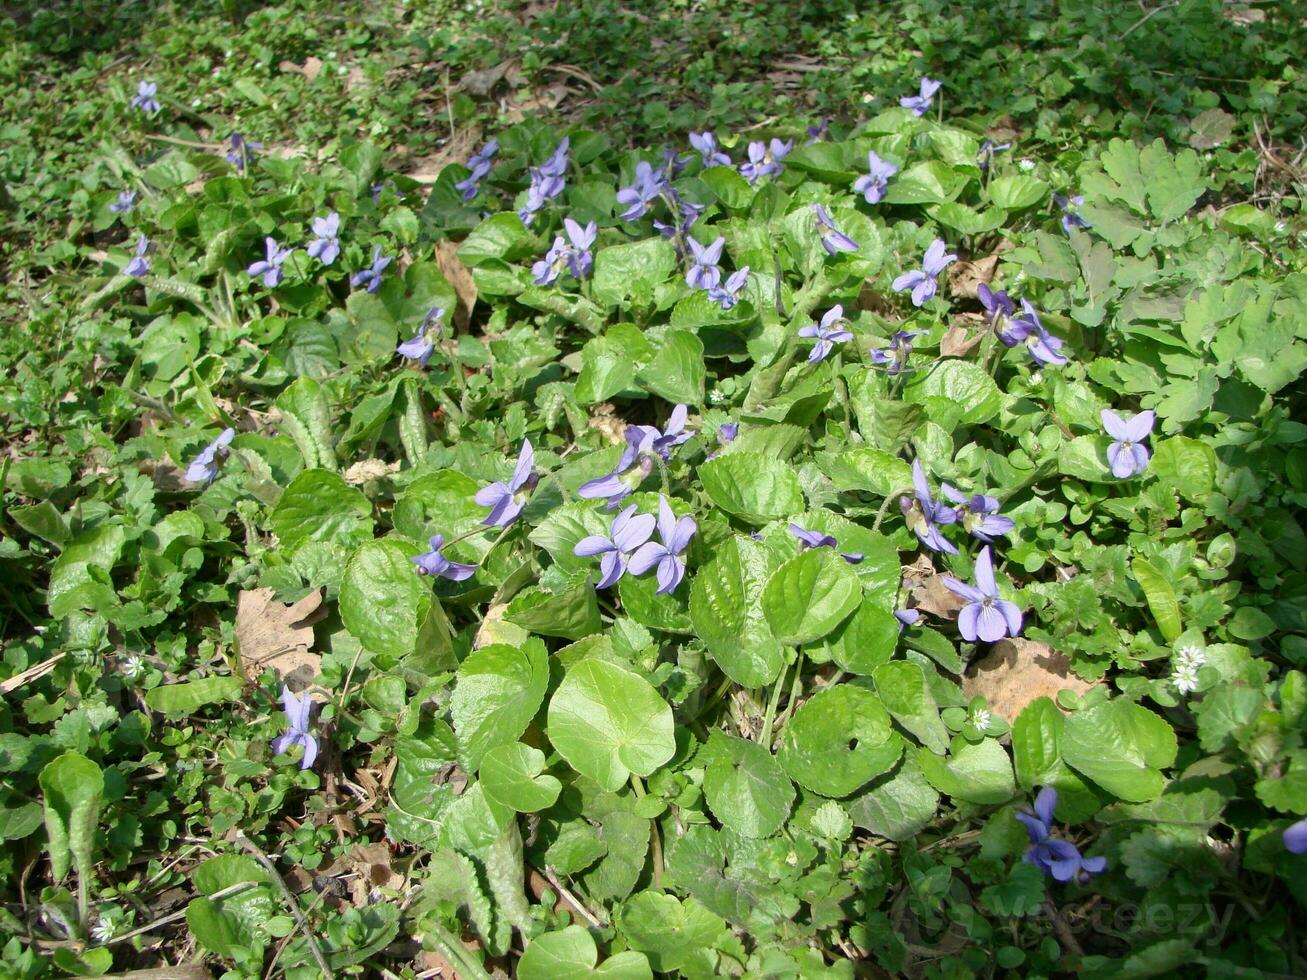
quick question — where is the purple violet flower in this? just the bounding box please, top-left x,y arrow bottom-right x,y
942,546 -> 1022,643
900,76 -> 942,116
109,190 -> 136,214
788,523 -> 863,564
475,439 -> 536,527
892,239 -> 956,307
411,534 -> 478,581
578,427 -> 658,508
574,504 -> 657,590
628,495 -> 697,594
532,217 -> 597,285
541,137 -> 571,178
396,307 -> 445,368
226,133 -> 262,172
271,685 -> 319,770
130,80 -> 160,114
805,118 -> 830,144
1007,299 -> 1067,365
124,234 -> 153,278
686,235 -> 725,291
689,131 -> 731,168
306,212 -> 341,265
977,283 -> 1018,341
1101,409 -> 1155,479
518,144 -> 568,224
707,421 -> 738,461
708,266 -> 750,310
978,139 -> 1010,175
900,459 -> 958,555
455,139 -> 498,200
798,305 -> 854,364
1285,818 -> 1307,854
853,150 -> 898,204
654,196 -> 704,245
247,236 -> 292,288
351,245 -> 393,293
1017,787 -> 1107,883
812,204 -> 860,256
894,609 -> 921,630
940,484 -> 1015,543
185,427 -> 235,484
616,161 -> 668,221
870,330 -> 923,375
740,138 -> 792,184
1054,193 -> 1091,234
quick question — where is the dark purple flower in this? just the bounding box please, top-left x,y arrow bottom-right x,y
1054,193 -> 1091,234
707,266 -> 749,310
740,138 -> 792,184
894,609 -> 921,630
892,239 -> 956,307
805,118 -> 829,144
1101,409 -> 1155,479
616,161 -> 668,221
533,217 -> 597,285
812,204 -> 859,256
707,421 -> 738,460
226,133 -> 262,172
574,504 -> 657,589
654,196 -> 704,245
578,427 -> 658,508
475,439 -> 536,527
109,190 -> 136,214
977,283 -> 1018,341
370,181 -> 393,205
271,685 -> 319,770
351,245 -> 393,293
788,523 -> 862,564
942,546 -> 1022,642
1017,787 -> 1107,883
130,81 -> 160,114
686,235 -> 725,291
663,147 -> 690,179
306,212 -> 341,265
397,307 -> 445,367
1285,818 -> 1307,854
799,305 -> 854,364
900,76 -> 941,117
411,534 -> 477,581
977,139 -> 1010,175
689,131 -> 731,168
941,484 -> 1015,542
185,427 -> 235,484
1006,300 -> 1067,365
870,330 -> 923,375
125,234 -> 153,278
628,495 -> 697,594
247,236 -> 292,288
900,459 -> 958,555
853,150 -> 897,204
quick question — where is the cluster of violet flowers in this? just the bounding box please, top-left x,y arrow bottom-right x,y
575,495 -> 696,595
578,405 -> 691,509
456,140 -> 499,201
519,138 -> 570,225
533,218 -> 597,286
1017,788 -> 1107,883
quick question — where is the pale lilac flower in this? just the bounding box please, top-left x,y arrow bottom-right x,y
894,609 -> 921,630
351,245 -> 393,293
900,459 -> 958,554
411,534 -> 477,581
578,427 -> 658,508
1101,409 -> 1155,479
689,132 -> 731,168
130,81 -> 160,114
1017,787 -> 1107,883
271,686 -> 319,770
532,217 -> 596,285
629,495 -> 697,594
1007,300 -> 1067,365
455,139 -> 498,200
853,150 -> 897,204
900,76 -> 941,116
798,305 -> 854,364
616,161 -> 667,221
646,403 -> 693,460
1054,193 -> 1091,234
870,330 -> 923,375
247,236 -> 292,288
942,546 -> 1022,642
109,190 -> 136,214
708,266 -> 749,310
226,133 -> 262,172
740,139 -> 792,184
396,307 -> 444,367
518,165 -> 564,225
941,485 -> 1015,542
707,421 -> 738,460
812,204 -> 859,256
574,504 -> 657,590
306,212 -> 341,265
475,440 -> 536,527
977,139 -> 1010,175
805,118 -> 829,144
891,239 -> 956,306
540,137 -> 571,178
788,523 -> 862,564
185,428 -> 235,484
685,235 -> 725,290
124,234 -> 153,277
1285,818 -> 1307,854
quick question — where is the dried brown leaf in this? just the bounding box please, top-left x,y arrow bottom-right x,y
962,638 -> 1097,722
435,239 -> 477,333
235,588 -> 326,686
940,317 -> 983,358
947,254 -> 1000,300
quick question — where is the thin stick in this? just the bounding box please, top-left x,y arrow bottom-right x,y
96,881 -> 256,947
0,652 -> 65,694
234,834 -> 335,980
144,134 -> 223,150
541,866 -> 604,928
1119,0 -> 1180,39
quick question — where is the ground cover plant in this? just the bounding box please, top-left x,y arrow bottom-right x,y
1,0 -> 1306,977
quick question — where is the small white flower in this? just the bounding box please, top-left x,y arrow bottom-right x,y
972,708 -> 992,731
1171,644 -> 1206,695
91,922 -> 115,943
861,93 -> 874,104
122,656 -> 145,678
1018,158 -> 1036,173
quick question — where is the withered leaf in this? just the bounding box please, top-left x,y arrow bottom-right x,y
235,587 -> 326,687
962,638 -> 1096,722
436,239 -> 477,333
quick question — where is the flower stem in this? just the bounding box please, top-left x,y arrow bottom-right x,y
759,652 -> 791,749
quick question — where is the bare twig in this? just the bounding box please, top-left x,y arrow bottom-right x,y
1119,0 -> 1180,38
540,866 -> 604,928
234,834 -> 335,980
0,652 -> 65,694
